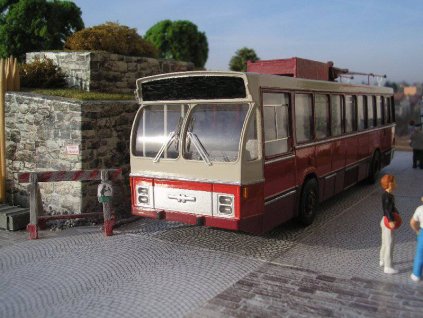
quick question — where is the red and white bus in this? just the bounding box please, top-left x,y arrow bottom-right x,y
130,71 -> 394,234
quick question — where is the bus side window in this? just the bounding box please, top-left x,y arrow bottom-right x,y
384,96 -> 390,123
345,95 -> 357,133
315,94 -> 330,139
376,96 -> 386,126
367,96 -> 375,128
263,92 -> 291,157
295,93 -> 313,143
376,96 -> 382,126
330,95 -> 342,136
357,95 -> 367,130
391,96 -> 396,122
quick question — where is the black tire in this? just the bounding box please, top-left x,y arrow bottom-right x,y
298,178 -> 319,226
367,151 -> 381,184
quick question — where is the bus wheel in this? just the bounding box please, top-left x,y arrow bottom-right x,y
367,151 -> 381,184
298,179 -> 318,226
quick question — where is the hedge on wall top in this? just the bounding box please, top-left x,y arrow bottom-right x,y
20,57 -> 67,88
64,22 -> 158,58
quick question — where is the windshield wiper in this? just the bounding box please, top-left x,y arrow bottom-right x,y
187,132 -> 211,166
153,131 -> 176,163
153,118 -> 184,163
173,117 -> 183,152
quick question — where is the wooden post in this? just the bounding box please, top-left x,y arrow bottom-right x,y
5,57 -> 14,91
27,173 -> 41,239
0,57 -> 19,203
100,170 -> 114,236
9,57 -> 20,91
0,59 -> 6,203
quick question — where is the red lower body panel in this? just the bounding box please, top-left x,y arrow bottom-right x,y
132,206 -> 263,234
131,177 -> 265,234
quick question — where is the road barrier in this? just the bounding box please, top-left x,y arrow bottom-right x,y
18,169 -> 122,239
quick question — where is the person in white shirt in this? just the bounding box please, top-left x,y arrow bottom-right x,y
410,197 -> 423,282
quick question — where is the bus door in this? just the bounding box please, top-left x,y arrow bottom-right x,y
293,93 -> 315,188
381,96 -> 392,148
262,92 -> 296,231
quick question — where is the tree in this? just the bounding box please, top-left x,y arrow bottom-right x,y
0,0 -> 84,59
229,47 -> 260,72
385,81 -> 399,93
145,20 -> 208,68
64,22 -> 158,58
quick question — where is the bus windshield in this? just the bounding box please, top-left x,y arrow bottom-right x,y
133,103 -> 250,163
184,104 -> 249,163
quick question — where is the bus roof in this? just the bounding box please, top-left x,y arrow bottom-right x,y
135,71 -> 393,103
245,72 -> 393,95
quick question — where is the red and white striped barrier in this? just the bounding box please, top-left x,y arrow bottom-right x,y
18,169 -> 122,239
18,169 -> 122,183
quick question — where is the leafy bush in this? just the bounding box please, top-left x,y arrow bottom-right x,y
64,22 -> 158,58
20,57 -> 67,88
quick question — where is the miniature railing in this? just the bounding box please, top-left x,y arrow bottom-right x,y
18,169 -> 122,239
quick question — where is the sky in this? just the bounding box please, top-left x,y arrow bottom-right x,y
72,0 -> 423,83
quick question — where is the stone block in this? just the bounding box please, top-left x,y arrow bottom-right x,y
6,144 -> 17,159
71,130 -> 82,139
0,207 -> 30,231
68,103 -> 82,112
15,150 -> 35,162
9,130 -> 21,143
53,103 -> 69,112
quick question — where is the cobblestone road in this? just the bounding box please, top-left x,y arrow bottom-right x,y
1,151 -> 422,317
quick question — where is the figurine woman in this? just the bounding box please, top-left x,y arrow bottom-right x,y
380,174 -> 399,274
410,197 -> 423,282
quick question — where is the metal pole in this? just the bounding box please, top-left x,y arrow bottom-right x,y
27,173 -> 41,239
101,169 -> 114,236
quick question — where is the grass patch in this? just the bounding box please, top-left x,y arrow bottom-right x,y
28,88 -> 135,101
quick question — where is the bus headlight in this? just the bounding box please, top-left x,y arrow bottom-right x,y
219,196 -> 233,205
216,194 -> 234,217
138,187 -> 148,195
219,205 -> 232,214
136,185 -> 151,207
139,196 -> 149,204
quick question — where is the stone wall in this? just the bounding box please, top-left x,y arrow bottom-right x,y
5,92 -> 139,218
26,51 -> 195,94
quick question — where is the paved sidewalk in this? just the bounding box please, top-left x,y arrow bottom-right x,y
0,151 -> 422,318
189,263 -> 423,317
190,151 -> 423,317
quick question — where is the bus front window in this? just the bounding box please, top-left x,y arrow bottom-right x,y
183,104 -> 249,163
133,104 -> 188,158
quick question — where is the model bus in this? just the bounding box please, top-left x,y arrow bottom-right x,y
130,71 -> 394,234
